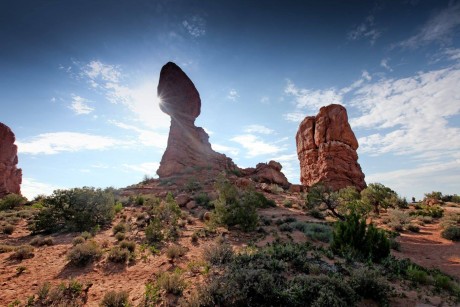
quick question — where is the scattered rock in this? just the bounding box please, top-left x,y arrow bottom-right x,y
186,200 -> 197,210
0,122 -> 22,198
296,104 -> 366,191
241,160 -> 290,188
175,193 -> 190,207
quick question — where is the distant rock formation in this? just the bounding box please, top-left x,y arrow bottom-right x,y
296,104 -> 366,191
156,62 -> 238,178
0,123 -> 22,197
156,62 -> 290,188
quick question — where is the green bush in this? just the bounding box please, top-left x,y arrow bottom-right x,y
309,208 -> 324,219
145,219 -> 164,244
114,202 -> 123,214
441,226 -> 460,241
157,270 -> 186,295
33,187 -> 115,233
67,240 -> 102,266
408,224 -> 420,233
30,236 -> 54,247
350,267 -> 392,304
115,232 -> 125,241
113,222 -> 127,235
119,240 -> 136,252
407,265 -> 429,284
107,247 -> 130,264
413,205 -> 444,218
203,241 -> 233,265
33,280 -> 87,306
0,194 -> 27,210
194,192 -> 211,208
100,290 -> 129,307
434,274 -> 452,291
331,212 -> 390,262
166,244 -> 187,260
72,236 -> 86,246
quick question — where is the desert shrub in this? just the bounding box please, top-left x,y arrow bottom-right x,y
309,208 -> 324,219
100,290 -> 129,307
389,238 -> 401,251
0,244 -> 14,253
301,223 -> 332,243
80,231 -> 92,240
419,216 -> 433,224
145,219 -> 164,244
413,204 -> 444,218
407,265 -> 429,284
33,280 -> 87,306
9,245 -> 34,260
30,236 -> 54,247
408,224 -> 420,233
212,179 -> 259,231
135,195 -> 145,206
194,192 -> 211,208
331,212 -> 390,262
279,223 -> 293,232
72,236 -> 86,246
283,200 -> 292,208
166,244 -> 187,260
306,183 -> 344,220
441,226 -> 460,241
2,223 -> 14,234
119,240 -> 136,252
361,183 -> 399,215
350,267 -> 392,304
425,191 -> 443,200
387,209 -> 412,231
440,212 -> 460,228
114,202 -> 123,214
139,282 -> 160,306
0,194 -> 27,210
434,274 -> 452,291
253,191 -> 276,208
203,241 -> 233,265
157,270 -> 186,295
115,232 -> 125,241
67,240 -> 102,266
108,247 -> 130,263
112,222 -> 127,235
33,187 -> 115,233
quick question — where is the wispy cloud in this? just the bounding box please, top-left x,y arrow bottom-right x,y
123,162 -> 160,175
283,112 -> 305,123
17,132 -> 122,155
227,89 -> 239,101
212,143 -> 239,156
69,95 -> 94,115
347,15 -> 381,45
109,120 -> 167,150
284,79 -> 343,111
244,124 -> 274,135
444,48 -> 460,61
21,178 -> 61,199
397,2 -> 460,48
82,61 -> 121,84
269,153 -> 299,183
380,58 -> 393,71
260,96 -> 270,104
182,16 -> 206,38
350,65 -> 460,160
231,134 -> 285,157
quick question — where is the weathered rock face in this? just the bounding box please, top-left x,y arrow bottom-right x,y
296,104 -> 366,191
0,123 -> 22,197
156,62 -> 290,188
156,62 -> 238,178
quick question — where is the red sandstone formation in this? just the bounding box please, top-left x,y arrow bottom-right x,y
156,62 -> 238,178
156,62 -> 290,188
0,122 -> 22,197
296,104 -> 366,191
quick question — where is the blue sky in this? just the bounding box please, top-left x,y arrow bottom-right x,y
1,0 -> 459,200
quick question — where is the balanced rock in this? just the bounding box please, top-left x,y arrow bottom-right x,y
296,104 -> 366,191
157,62 -> 238,178
0,123 -> 22,197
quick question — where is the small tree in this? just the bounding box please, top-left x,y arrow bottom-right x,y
360,183 -> 398,215
424,191 -> 442,201
306,183 -> 344,220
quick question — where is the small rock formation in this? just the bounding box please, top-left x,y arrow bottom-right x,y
296,104 -> 366,191
0,123 -> 22,197
157,62 -> 238,178
156,62 -> 290,188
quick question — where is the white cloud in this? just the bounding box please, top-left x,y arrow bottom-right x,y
227,89 -> 239,101
231,134 -> 285,157
366,159 -> 460,199
269,153 -> 300,183
212,144 -> 239,156
82,61 -> 121,84
123,162 -> 160,175
260,96 -> 270,104
347,15 -> 381,45
284,79 -> 343,111
398,2 -> 460,48
69,95 -> 94,115
17,132 -> 122,155
244,124 -> 274,135
444,48 -> 460,61
21,178 -> 61,199
109,120 -> 168,149
283,112 -> 305,123
350,65 -> 460,159
182,16 -> 206,37
380,58 -> 392,71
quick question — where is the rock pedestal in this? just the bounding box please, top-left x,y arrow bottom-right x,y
296,104 -> 366,191
0,123 -> 22,197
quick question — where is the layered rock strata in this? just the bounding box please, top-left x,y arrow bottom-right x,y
296,104 -> 366,191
